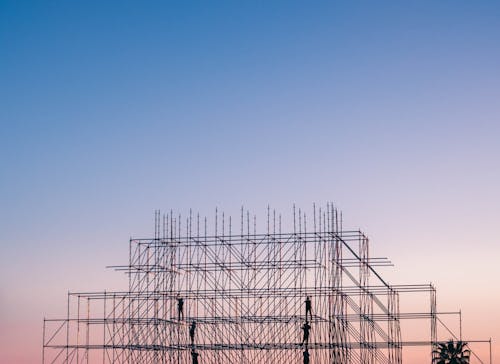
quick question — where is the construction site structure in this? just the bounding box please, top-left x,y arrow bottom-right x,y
42,204 -> 491,363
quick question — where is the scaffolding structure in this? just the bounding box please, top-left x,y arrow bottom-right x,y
42,205 -> 486,364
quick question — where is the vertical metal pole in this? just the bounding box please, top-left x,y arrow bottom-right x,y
128,238 -> 132,363
42,318 -> 46,364
430,286 -> 437,363
86,298 -> 90,364
112,294 -> 115,364
490,338 -> 492,364
77,296 -> 80,364
66,293 -> 70,363
459,309 -> 462,341
103,291 -> 106,364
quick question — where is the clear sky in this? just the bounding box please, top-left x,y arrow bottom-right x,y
1,1 -> 499,363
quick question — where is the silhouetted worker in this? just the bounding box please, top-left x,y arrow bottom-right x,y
191,350 -> 200,364
302,321 -> 311,345
177,297 -> 184,320
303,349 -> 310,364
305,296 -> 312,321
189,321 -> 196,344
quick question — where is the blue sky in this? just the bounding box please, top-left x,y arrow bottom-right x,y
1,1 -> 499,362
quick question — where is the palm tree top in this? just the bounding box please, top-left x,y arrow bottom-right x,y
433,340 -> 471,364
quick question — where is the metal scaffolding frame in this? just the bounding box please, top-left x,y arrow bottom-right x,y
42,205 -> 489,363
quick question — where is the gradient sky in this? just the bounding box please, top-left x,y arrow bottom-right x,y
1,1 -> 499,363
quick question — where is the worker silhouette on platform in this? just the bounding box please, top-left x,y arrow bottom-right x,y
191,350 -> 200,364
302,321 -> 311,345
305,296 -> 312,321
303,349 -> 310,364
189,321 -> 197,344
177,297 -> 184,320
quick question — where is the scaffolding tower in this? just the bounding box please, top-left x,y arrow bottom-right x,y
42,205 -> 485,364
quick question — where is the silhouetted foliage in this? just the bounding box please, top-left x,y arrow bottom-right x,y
432,340 -> 470,364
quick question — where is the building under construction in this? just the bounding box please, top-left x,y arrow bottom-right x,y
42,205 -> 489,363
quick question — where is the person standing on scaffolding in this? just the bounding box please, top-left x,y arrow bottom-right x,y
301,321 -> 311,345
191,350 -> 200,364
305,296 -> 312,321
189,321 -> 196,345
177,297 -> 184,320
303,349 -> 310,364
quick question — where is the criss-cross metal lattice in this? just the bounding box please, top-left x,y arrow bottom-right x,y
43,205 -> 453,364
